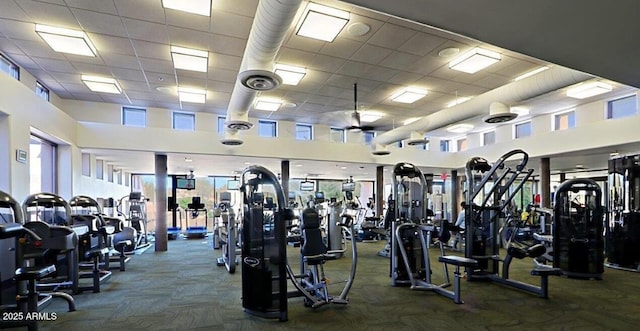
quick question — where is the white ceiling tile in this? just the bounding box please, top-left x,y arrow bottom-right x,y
177,76 -> 207,89
209,53 -> 241,70
8,53 -> 38,68
471,73 -> 511,90
118,80 -> 151,92
139,57 -> 174,74
168,26 -> 210,50
65,0 -> 118,14
144,71 -> 176,84
14,0 -> 77,27
0,19 -> 41,41
350,44 -> 393,65
213,0 -> 258,17
388,71 -> 423,85
285,35 -> 324,53
61,52 -> 105,66
207,68 -> 237,82
398,32 -> 447,57
109,67 -> 148,82
88,34 -> 135,56
303,69 -> 331,84
0,37 -> 24,55
46,71 -> 80,84
122,18 -> 169,44
308,53 -> 346,72
341,14 -> 385,43
114,0 -> 166,23
336,60 -> 375,78
0,1 -> 29,21
131,40 -> 171,61
166,10 -> 211,32
211,11 -> 253,39
367,23 -> 417,49
125,91 -> 156,101
206,80 -> 234,93
318,38 -> 363,59
62,82 -> 90,93
30,57 -> 75,72
360,66 -> 399,82
210,34 -> 246,57
102,53 -> 141,70
275,47 -> 315,66
177,69 -> 208,81
73,9 -> 128,38
100,95 -> 132,104
70,62 -> 111,75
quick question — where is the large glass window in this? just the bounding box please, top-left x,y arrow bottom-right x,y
217,116 -> 226,134
330,128 -> 345,143
29,135 -> 56,194
0,54 -> 19,80
258,120 -> 277,137
514,121 -> 532,139
295,124 -> 313,140
554,110 -> 575,130
107,164 -> 114,182
173,111 -> 195,131
483,131 -> 495,146
607,95 -> 637,119
36,82 -> 50,101
122,107 -> 146,127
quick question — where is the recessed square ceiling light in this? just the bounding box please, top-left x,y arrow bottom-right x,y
296,3 -> 350,42
446,96 -> 471,108
274,64 -> 307,85
359,111 -> 384,123
446,123 -> 474,134
254,98 -> 282,111
449,47 -> 501,74
514,66 -> 549,81
391,87 -> 428,103
36,24 -> 97,57
171,46 -> 208,72
566,81 -> 613,99
178,87 -> 206,103
162,0 -> 211,16
81,75 -> 121,94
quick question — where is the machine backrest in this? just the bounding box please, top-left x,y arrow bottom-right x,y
188,196 -> 205,210
41,210 -> 69,225
300,208 -> 327,257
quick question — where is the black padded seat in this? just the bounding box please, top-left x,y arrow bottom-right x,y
300,208 -> 333,265
85,247 -> 109,259
439,255 -> 479,268
15,265 -> 56,281
531,267 -> 563,277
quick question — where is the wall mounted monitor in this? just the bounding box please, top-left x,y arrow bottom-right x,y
342,181 -> 356,192
176,178 -> 196,190
300,181 -> 315,191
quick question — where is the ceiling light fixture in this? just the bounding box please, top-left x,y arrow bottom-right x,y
391,87 -> 428,103
35,24 -> 97,57
254,98 -> 282,111
81,75 -> 122,94
274,64 -> 306,85
514,66 -> 549,81
178,87 -> 206,103
171,46 -> 208,72
162,0 -> 211,16
296,3 -> 350,42
449,47 -> 501,74
566,81 -> 613,99
446,96 -> 471,108
359,111 -> 384,123
446,123 -> 474,133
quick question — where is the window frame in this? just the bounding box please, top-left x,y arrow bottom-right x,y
217,116 -> 226,134
330,127 -> 346,143
364,131 -> 376,146
514,121 -> 532,139
172,111 -> 195,131
607,94 -> 637,119
258,120 -> 277,137
122,107 -> 147,127
456,137 -> 468,152
0,53 -> 19,80
482,130 -> 496,146
295,123 -> 313,141
553,109 -> 576,131
36,81 -> 50,101
440,139 -> 450,152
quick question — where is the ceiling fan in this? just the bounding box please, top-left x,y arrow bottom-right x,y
345,83 -> 375,132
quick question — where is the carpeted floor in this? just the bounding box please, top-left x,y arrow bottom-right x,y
26,237 -> 640,331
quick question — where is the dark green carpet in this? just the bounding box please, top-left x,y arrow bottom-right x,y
34,238 -> 640,331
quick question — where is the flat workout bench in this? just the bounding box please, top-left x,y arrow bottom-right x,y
438,255 -> 478,304
530,267 -> 563,298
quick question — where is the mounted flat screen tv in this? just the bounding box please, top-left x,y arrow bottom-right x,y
342,182 -> 356,192
300,181 -> 315,191
227,180 -> 240,190
176,178 -> 195,190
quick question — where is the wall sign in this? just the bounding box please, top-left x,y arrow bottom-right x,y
16,149 -> 27,163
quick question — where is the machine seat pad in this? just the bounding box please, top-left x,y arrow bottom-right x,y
15,265 -> 56,281
438,255 -> 478,268
114,240 -> 132,248
86,247 -> 109,259
303,253 -> 338,264
531,267 -> 563,277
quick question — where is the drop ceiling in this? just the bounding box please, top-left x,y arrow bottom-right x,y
0,0 -> 637,178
